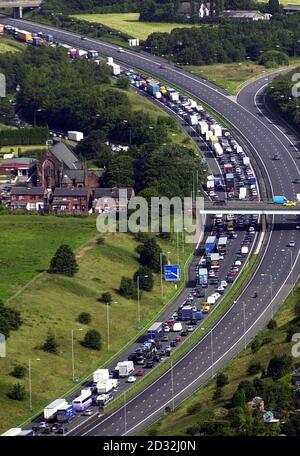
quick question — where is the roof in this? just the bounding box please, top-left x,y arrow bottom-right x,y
223,10 -> 266,19
53,187 -> 89,198
65,169 -> 86,182
51,142 -> 82,170
0,157 -> 37,169
11,186 -> 45,196
61,174 -> 72,185
94,187 -> 134,200
283,4 -> 300,11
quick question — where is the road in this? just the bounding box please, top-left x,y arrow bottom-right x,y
1,17 -> 300,436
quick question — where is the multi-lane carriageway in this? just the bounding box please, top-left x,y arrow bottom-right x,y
1,17 -> 300,435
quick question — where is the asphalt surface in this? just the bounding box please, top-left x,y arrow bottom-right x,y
2,17 -> 300,436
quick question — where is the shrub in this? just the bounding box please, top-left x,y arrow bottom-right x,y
10,365 -> 27,379
216,373 -> 229,388
96,236 -> 105,245
119,277 -> 137,299
7,383 -> 26,401
247,362 -> 262,376
81,329 -> 102,350
42,333 -> 59,354
186,402 -> 202,416
133,267 -> 154,292
267,319 -> 277,330
251,338 -> 261,354
267,354 -> 293,380
77,312 -> 91,324
99,292 -> 112,304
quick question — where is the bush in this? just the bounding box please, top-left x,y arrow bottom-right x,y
186,402 -> 202,416
77,312 -> 91,325
251,338 -> 261,354
96,236 -> 105,245
267,319 -> 277,330
42,333 -> 59,354
10,365 -> 27,379
81,329 -> 102,350
262,337 -> 273,345
258,50 -> 289,68
7,383 -> 26,401
216,373 -> 229,388
267,354 -> 293,380
247,362 -> 262,376
116,76 -> 131,90
119,277 -> 137,299
0,301 -> 22,338
213,387 -> 223,402
48,244 -> 78,277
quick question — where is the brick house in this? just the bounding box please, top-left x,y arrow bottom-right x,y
93,187 -> 135,213
10,187 -> 47,212
52,187 -> 91,214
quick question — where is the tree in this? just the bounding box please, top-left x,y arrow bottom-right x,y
266,354 -> 293,380
116,76 -> 131,90
258,50 -> 289,68
213,386 -> 223,402
216,372 -> 229,388
237,381 -> 257,401
42,333 -> 59,354
10,364 -> 26,379
81,329 -> 102,350
139,237 -> 164,273
77,312 -> 91,324
99,292 -> 112,304
133,267 -> 154,292
0,301 -> 22,338
119,277 -> 137,299
268,0 -> 281,14
48,244 -> 78,277
295,300 -> 300,317
0,98 -> 15,125
7,383 -> 26,401
232,388 -> 246,408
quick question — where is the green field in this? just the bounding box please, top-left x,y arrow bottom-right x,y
0,222 -> 191,433
144,282 -> 300,436
0,37 -> 25,54
187,59 -> 300,95
72,13 -> 199,41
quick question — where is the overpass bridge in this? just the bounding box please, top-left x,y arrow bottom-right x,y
0,1 -> 42,18
201,200 -> 300,215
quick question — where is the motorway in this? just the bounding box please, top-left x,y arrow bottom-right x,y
1,17 -> 300,436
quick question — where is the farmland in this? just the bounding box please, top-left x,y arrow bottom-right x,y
72,13 -> 199,41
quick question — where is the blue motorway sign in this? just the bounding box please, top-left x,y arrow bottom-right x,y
164,264 -> 181,282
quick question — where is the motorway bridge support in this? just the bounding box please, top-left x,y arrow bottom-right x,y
13,6 -> 23,18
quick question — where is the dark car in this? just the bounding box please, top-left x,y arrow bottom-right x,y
181,330 -> 188,337
170,340 -> 177,347
146,360 -> 154,368
57,427 -> 68,435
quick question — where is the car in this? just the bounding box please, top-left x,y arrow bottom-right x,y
175,335 -> 182,342
81,36 -> 86,40
161,334 -> 169,342
127,376 -> 137,383
293,178 -> 300,184
273,154 -> 280,160
82,409 -> 92,416
235,260 -> 242,266
163,325 -> 170,332
217,285 -> 225,294
187,325 -> 194,332
181,330 -> 188,337
118,47 -> 125,53
39,422 -> 47,429
221,280 -> 228,288
159,64 -> 166,69
284,201 -> 296,207
289,241 -> 295,247
146,360 -> 154,368
136,369 -> 145,376
170,340 -> 177,347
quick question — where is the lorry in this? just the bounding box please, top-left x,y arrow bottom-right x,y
110,64 -> 121,76
96,379 -> 116,394
239,187 -> 247,200
208,253 -> 220,269
57,404 -> 76,423
213,142 -> 223,157
172,322 -> 183,331
44,398 -> 68,421
241,246 -> 249,255
17,30 -> 32,42
207,295 -> 216,305
205,236 -> 216,254
168,91 -> 179,102
96,393 -> 113,406
211,124 -> 222,137
115,361 -> 135,377
273,196 -> 289,204
198,120 -> 208,135
93,368 -> 109,384
206,175 -> 215,189
88,50 -> 98,59
217,237 -> 227,254
243,157 -> 250,166
45,34 -> 53,43
68,131 -> 84,142
198,268 -> 208,287
0,24 -> 4,35
147,322 -> 163,341
189,115 -> 199,126
147,83 -> 160,96
1,428 -> 22,436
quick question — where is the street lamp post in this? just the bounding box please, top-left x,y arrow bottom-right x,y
71,329 -> 75,382
123,120 -> 132,146
34,108 -> 44,127
243,302 -> 246,350
137,275 -> 148,323
171,360 -> 175,412
160,252 -> 164,299
281,249 -> 294,296
210,329 -> 214,378
28,359 -> 32,411
261,273 -> 273,318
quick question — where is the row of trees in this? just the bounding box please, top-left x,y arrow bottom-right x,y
143,13 -> 300,65
0,127 -> 49,147
267,68 -> 300,134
